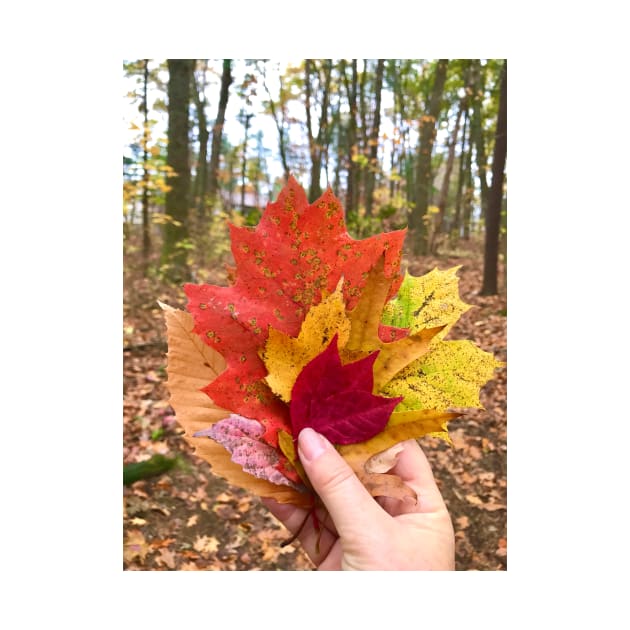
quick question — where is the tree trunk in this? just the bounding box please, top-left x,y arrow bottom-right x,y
357,60 -> 369,210
141,59 -> 151,275
462,141 -> 474,240
470,59 -> 490,222
430,100 -> 464,254
207,59 -> 233,207
332,95 -> 342,191
341,59 -> 359,216
480,61 -> 507,296
241,112 -> 252,212
410,59 -> 449,255
305,59 -> 332,201
192,60 -> 209,220
451,108 -> 469,244
161,59 -> 193,281
304,60 -> 317,199
364,58 -> 385,217
262,66 -> 290,181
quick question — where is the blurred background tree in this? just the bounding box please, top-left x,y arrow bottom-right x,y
123,58 -> 507,294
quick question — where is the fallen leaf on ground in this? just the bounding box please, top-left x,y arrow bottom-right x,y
156,548 -> 176,569
186,515 -> 198,527
193,535 -> 220,555
124,530 -> 149,564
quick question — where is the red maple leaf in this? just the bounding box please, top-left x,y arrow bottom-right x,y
184,177 -> 406,444
290,335 -> 403,445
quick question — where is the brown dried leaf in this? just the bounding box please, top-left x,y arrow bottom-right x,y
123,530 -> 149,564
358,472 -> 417,504
160,302 -> 310,508
156,548 -> 176,569
186,515 -> 198,528
193,535 -> 220,554
364,443 -> 404,474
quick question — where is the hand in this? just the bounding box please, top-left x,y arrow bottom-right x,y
263,427 -> 455,570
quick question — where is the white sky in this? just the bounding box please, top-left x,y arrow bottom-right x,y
123,59 -> 415,193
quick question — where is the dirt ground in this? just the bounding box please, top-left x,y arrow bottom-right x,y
123,247 -> 506,571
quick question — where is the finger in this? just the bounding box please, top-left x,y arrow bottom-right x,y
261,497 -> 338,564
297,428 -> 385,539
390,440 -> 446,513
261,497 -> 338,537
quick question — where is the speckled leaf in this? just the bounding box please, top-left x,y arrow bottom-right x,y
342,257 -> 444,391
383,340 -> 504,411
194,415 -> 300,489
184,176 -> 406,443
382,267 -> 471,339
160,302 -> 309,507
260,281 -> 350,402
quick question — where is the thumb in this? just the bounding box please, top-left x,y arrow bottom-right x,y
298,428 -> 383,538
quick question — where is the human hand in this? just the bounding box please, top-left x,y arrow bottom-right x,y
262,427 -> 455,570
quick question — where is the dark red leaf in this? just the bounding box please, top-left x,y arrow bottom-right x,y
290,335 -> 403,445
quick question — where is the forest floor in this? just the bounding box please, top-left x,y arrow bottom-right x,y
123,243 -> 507,571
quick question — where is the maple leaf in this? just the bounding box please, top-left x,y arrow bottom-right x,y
260,280 -> 350,402
379,267 -> 504,418
382,267 -> 471,339
184,176 -> 406,442
160,302 -> 310,507
289,334 -> 403,445
382,340 -> 503,411
260,259 -> 442,404
342,257 -> 445,391
193,415 -> 302,489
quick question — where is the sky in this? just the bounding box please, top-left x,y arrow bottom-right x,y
123,59 -> 409,196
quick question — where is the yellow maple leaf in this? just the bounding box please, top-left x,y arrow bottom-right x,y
383,340 -> 504,411
259,282 -> 350,402
382,266 -> 471,339
341,257 -> 443,391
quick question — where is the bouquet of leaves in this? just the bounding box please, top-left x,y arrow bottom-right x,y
161,177 -> 502,512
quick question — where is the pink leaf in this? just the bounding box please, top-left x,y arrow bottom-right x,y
194,415 -> 299,489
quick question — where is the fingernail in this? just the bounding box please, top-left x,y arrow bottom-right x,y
298,428 -> 328,463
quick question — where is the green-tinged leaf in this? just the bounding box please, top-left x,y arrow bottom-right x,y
343,257 -> 442,390
383,340 -> 504,411
382,267 -> 471,338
